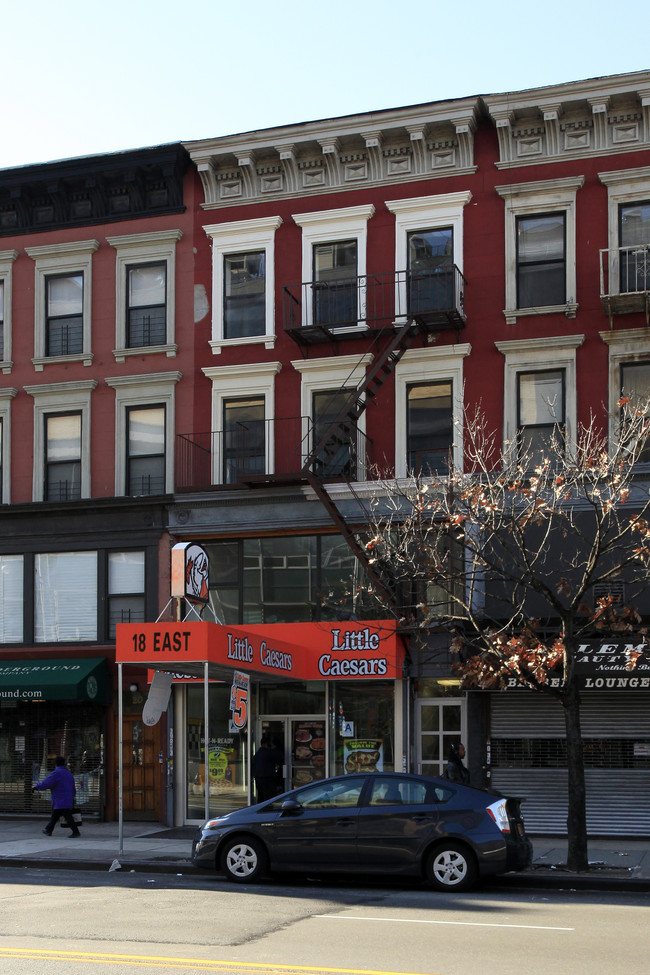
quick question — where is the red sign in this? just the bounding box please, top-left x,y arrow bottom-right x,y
117,620 -> 404,681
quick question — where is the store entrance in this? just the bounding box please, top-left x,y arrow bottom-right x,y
257,715 -> 327,794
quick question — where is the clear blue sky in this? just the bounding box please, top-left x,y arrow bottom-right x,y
2,0 -> 648,170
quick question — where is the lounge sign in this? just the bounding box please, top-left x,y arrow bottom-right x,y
574,640 -> 650,690
117,620 -> 404,681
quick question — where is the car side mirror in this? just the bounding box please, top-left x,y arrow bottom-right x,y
280,800 -> 302,815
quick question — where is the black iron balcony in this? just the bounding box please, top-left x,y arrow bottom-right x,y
175,416 -> 374,492
283,266 -> 466,345
600,244 -> 650,323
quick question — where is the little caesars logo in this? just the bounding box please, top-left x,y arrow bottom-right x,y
226,633 -> 293,672
318,628 -> 388,677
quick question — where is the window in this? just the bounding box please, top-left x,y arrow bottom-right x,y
127,263 -> 166,347
517,369 -> 565,463
293,205 -> 374,328
108,551 -> 145,638
312,389 -> 357,478
106,371 -> 180,496
35,551 -> 97,642
0,554 -> 23,643
24,240 -> 98,370
224,251 -> 265,339
292,353 -> 372,475
107,230 -> 182,361
0,388 -> 15,503
127,406 -> 165,496
202,362 -> 280,485
406,381 -> 453,475
516,213 -> 566,308
312,239 -> 358,326
496,335 -> 584,459
45,412 -> 81,501
495,177 -> 583,323
407,227 -> 454,314
386,192 -> 471,323
395,345 -> 469,477
619,201 -> 650,293
619,357 -> 650,463
223,397 -> 265,483
204,216 -> 282,353
24,381 -> 95,502
0,249 -> 18,370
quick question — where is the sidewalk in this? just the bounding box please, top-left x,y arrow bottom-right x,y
0,818 -> 648,891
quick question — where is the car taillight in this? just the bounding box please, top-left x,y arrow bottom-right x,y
487,798 -> 510,834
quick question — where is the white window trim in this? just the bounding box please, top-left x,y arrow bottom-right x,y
106,229 -> 182,361
291,353 -> 373,476
495,334 -> 584,456
600,326 -> 650,448
394,343 -> 471,477
599,167 -> 650,296
386,191 -> 472,323
0,249 -> 18,375
202,361 -> 282,483
0,386 -> 17,503
203,215 -> 282,355
24,240 -> 99,371
105,371 -> 181,495
292,204 -> 375,328
24,380 -> 97,502
495,176 -> 584,324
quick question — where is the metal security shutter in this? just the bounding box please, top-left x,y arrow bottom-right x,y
488,693 -> 650,836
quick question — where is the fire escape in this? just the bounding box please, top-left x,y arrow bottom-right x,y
177,265 -> 467,610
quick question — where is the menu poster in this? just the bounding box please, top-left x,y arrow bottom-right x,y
292,722 -> 326,786
344,739 -> 383,774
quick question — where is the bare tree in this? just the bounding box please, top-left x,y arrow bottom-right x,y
362,400 -> 650,871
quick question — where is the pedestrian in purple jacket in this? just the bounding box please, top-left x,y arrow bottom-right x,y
33,756 -> 80,837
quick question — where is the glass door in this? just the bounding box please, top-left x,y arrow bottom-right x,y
257,715 -> 327,792
416,698 -> 466,778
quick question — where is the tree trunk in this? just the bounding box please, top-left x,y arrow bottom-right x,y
562,679 -> 589,871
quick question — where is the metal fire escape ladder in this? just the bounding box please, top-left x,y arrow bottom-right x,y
302,319 -> 421,609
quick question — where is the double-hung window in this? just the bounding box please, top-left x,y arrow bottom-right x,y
45,412 -> 81,502
223,397 -> 265,483
224,251 -> 266,339
46,274 -> 83,356
516,214 -> 566,309
108,551 -> 145,638
127,406 -> 166,496
496,177 -> 583,323
620,359 -> 650,462
35,551 -> 98,642
0,554 -> 23,642
517,369 -> 565,464
312,239 -> 358,327
127,263 -> 167,347
406,380 -> 453,475
407,227 -> 454,315
0,249 -> 17,371
0,279 -> 4,361
312,389 -> 357,478
619,201 -> 650,294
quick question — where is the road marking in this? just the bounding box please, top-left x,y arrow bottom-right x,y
315,915 -> 574,932
0,946 -> 438,975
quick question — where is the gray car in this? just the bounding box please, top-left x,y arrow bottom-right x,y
192,771 -> 532,891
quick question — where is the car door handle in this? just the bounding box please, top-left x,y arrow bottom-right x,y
411,813 -> 435,822
336,817 -> 355,827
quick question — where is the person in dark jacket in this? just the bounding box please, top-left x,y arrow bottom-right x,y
444,742 -> 470,785
252,735 -> 284,802
33,756 -> 80,836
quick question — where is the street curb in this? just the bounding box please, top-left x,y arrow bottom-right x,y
0,857 -> 648,891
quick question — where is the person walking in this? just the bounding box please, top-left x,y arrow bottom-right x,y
444,742 -> 470,785
33,756 -> 80,837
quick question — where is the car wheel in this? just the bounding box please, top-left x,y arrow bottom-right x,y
220,836 -> 268,883
425,843 -> 477,892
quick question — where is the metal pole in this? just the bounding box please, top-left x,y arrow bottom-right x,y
204,661 -> 210,823
118,662 -> 124,856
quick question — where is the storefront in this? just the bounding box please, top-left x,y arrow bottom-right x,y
486,640 -> 650,835
116,619 -> 406,825
0,658 -> 108,818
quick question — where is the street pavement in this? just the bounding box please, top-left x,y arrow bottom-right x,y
0,818 -> 647,890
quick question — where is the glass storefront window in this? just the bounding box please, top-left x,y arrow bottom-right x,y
330,682 -> 395,775
186,684 -> 249,819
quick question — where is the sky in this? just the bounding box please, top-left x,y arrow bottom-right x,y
2,0 -> 649,171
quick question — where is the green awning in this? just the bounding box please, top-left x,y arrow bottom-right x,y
0,658 -> 108,703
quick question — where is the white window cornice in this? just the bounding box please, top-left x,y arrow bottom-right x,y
203,215 -> 283,241
292,204 -> 375,229
105,229 -> 183,248
385,190 -> 472,218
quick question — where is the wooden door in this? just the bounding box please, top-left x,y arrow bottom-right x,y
114,715 -> 161,819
